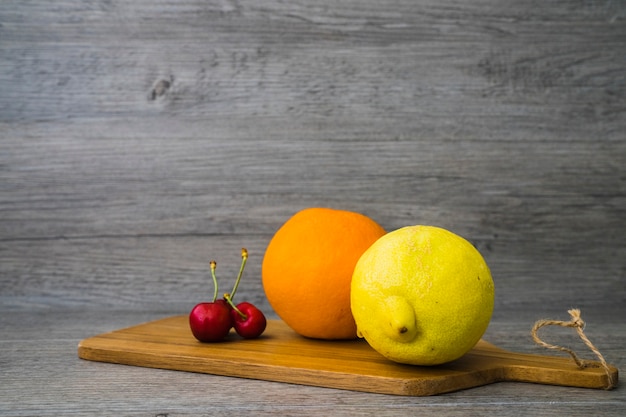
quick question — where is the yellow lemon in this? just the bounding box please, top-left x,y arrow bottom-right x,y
350,225 -> 494,365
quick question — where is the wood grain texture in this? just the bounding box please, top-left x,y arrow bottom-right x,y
2,311 -> 624,416
77,316 -> 618,396
1,0 -> 625,415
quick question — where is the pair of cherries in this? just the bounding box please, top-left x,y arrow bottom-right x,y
189,248 -> 267,342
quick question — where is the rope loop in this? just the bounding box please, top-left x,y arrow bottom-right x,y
531,309 -> 616,389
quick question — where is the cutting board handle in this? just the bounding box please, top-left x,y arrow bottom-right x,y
526,309 -> 618,390
480,343 -> 619,390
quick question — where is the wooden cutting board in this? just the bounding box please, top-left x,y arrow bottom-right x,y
77,316 -> 618,396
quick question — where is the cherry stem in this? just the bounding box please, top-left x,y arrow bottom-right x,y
223,293 -> 247,320
229,248 -> 248,301
210,260 -> 218,303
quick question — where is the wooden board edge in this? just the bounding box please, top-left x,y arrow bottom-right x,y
76,317 -> 620,395
77,336 -> 495,396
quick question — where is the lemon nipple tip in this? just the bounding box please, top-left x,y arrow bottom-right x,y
382,296 -> 417,342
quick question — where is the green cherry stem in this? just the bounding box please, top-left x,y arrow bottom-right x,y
229,248 -> 248,301
210,260 -> 219,303
223,293 -> 247,319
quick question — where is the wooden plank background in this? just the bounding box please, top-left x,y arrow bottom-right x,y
1,1 -> 624,415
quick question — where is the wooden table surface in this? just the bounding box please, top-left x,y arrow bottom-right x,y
1,1 -> 624,415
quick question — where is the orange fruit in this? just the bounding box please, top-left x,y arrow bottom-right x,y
262,207 -> 386,339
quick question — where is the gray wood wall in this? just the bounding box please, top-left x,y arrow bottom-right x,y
1,1 -> 624,325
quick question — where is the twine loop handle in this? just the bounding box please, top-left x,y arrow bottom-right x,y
531,309 -> 616,389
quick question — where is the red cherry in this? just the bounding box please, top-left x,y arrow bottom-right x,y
189,260 -> 233,342
189,249 -> 267,342
189,301 -> 233,342
230,302 -> 267,339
